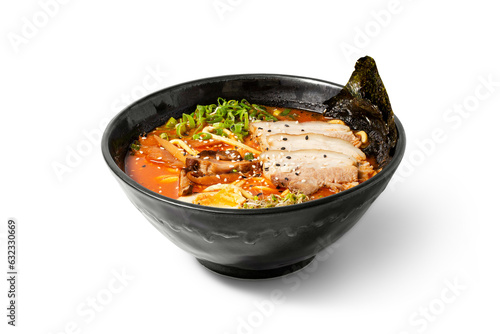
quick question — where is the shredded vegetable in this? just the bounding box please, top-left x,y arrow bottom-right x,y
243,191 -> 309,209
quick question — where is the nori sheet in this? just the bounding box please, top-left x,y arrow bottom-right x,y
324,56 -> 397,168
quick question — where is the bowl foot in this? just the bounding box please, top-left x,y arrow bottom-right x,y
197,257 -> 315,279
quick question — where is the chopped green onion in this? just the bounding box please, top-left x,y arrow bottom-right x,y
242,111 -> 249,130
159,98 -> 275,143
233,133 -> 244,141
176,122 -> 187,137
232,123 -> 244,133
280,108 -> 291,116
183,113 -> 195,129
252,104 -> 267,112
195,105 -> 206,120
192,122 -> 204,135
244,152 -> 254,160
130,140 -> 141,151
192,132 -> 212,140
165,117 -> 177,128
206,116 -> 223,123
159,133 -> 168,140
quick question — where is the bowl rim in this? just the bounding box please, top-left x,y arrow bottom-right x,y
102,73 -> 406,215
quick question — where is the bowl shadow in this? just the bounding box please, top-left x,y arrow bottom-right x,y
199,192 -> 429,304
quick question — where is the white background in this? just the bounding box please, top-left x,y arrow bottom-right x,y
2,1 -> 499,333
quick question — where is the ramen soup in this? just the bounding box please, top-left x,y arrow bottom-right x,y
125,99 -> 380,208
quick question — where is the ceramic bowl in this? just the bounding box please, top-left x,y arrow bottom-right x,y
102,74 -> 406,279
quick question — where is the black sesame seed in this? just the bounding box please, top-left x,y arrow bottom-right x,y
267,129 -> 272,132
276,163 -> 281,167
301,129 -> 305,132
286,156 -> 291,159
324,154 -> 327,158
284,124 -> 290,127
283,138 -> 288,141
281,147 -> 286,150
285,177 -> 289,181
258,127 -> 263,130
295,172 -> 300,176
264,167 -> 269,171
142,165 -> 146,168
305,135 -> 309,140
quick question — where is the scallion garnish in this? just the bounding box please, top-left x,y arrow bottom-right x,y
182,113 -> 195,129
131,140 -> 141,151
165,117 -> 177,128
192,132 -> 212,140
161,98 -> 273,143
280,108 -> 291,116
176,122 -> 187,137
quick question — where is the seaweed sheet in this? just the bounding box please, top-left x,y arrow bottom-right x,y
324,56 -> 397,168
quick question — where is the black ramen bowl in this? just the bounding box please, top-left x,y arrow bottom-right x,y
102,74 -> 406,279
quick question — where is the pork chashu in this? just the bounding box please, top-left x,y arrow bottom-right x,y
252,121 -> 374,195
249,121 -> 361,147
260,150 -> 359,195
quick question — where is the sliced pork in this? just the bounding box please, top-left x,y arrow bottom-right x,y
252,120 -> 377,195
260,150 -> 359,195
258,133 -> 366,161
250,121 -> 361,147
